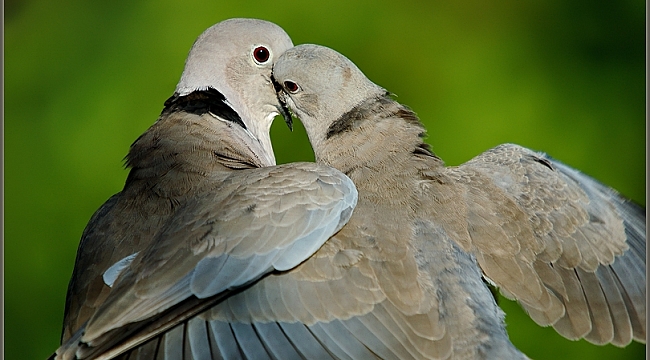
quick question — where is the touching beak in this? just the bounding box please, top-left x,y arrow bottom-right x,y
271,74 -> 293,131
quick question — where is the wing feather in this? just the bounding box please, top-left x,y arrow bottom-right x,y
446,143 -> 645,345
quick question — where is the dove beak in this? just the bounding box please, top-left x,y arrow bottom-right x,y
271,74 -> 293,131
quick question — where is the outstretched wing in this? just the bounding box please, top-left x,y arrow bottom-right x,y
443,143 -> 644,346
55,162 -> 357,359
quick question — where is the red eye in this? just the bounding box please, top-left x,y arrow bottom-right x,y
284,81 -> 299,93
253,46 -> 270,63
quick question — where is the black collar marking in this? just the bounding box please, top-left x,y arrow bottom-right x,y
162,87 -> 246,130
326,92 -> 411,139
326,92 -> 438,158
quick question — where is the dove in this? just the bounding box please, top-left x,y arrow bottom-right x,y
52,20 -> 358,359
267,44 -> 646,359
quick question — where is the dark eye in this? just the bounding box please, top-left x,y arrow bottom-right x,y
284,81 -> 299,93
253,46 -> 270,64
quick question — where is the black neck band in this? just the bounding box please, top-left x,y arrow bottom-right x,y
162,88 -> 246,130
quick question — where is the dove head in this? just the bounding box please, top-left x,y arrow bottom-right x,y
272,44 -> 385,152
175,18 -> 294,165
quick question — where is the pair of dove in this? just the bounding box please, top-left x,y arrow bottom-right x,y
53,18 -> 645,360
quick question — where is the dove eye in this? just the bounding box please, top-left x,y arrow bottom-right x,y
284,81 -> 300,93
253,46 -> 271,64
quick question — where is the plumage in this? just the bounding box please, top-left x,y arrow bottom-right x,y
52,20 -> 359,360
55,28 -> 644,360
265,44 -> 645,358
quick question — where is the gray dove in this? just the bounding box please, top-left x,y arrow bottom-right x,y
265,44 -> 646,359
52,20 -> 358,359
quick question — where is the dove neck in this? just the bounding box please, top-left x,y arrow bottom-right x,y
316,95 -> 443,179
123,110 -> 268,199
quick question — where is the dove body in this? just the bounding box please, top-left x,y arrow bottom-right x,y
270,44 -> 646,359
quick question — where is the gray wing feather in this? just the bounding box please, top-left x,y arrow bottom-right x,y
253,322 -> 303,359
103,252 -> 139,288
342,313 -> 404,360
230,322 -> 272,360
278,322 -> 335,359
594,265 -> 633,345
191,253 -> 278,297
163,324 -> 184,359
455,143 -> 645,346
308,321 -> 378,360
187,317 -> 213,360
209,321 -> 241,359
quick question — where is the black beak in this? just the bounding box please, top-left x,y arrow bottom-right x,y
271,74 -> 293,131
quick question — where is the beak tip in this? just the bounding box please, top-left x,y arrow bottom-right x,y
285,116 -> 293,131
271,74 -> 293,131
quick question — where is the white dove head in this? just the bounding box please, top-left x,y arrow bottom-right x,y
175,18 -> 294,165
272,44 -> 386,152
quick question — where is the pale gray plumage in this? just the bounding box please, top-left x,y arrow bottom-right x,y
260,44 -> 645,359
53,20 -> 358,360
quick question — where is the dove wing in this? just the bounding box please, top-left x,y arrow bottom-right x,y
439,143 -> 645,346
56,162 -> 357,359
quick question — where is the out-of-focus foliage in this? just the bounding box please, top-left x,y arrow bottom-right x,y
5,1 -> 644,359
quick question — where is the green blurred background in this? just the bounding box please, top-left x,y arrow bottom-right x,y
5,0 -> 645,359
